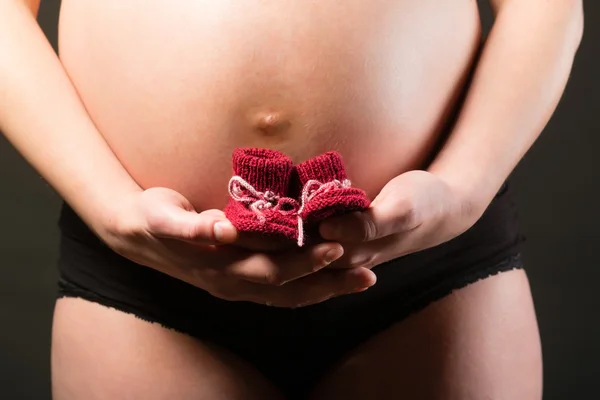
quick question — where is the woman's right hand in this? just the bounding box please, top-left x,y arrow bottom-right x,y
100,187 -> 376,308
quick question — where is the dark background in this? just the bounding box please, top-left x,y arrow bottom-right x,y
1,1 -> 598,399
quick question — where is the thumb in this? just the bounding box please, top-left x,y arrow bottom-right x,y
319,205 -> 392,242
148,206 -> 238,245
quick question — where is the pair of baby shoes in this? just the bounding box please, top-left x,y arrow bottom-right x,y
224,148 -> 370,246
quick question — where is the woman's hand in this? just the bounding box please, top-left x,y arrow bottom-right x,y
319,170 -> 483,269
100,187 -> 376,307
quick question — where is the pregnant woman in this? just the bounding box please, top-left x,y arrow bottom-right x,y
1,0 -> 583,399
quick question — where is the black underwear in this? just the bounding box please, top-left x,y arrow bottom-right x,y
56,178 -> 524,399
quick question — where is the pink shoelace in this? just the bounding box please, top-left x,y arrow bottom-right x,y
228,176 -> 351,246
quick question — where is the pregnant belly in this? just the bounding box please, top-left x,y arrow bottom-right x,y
58,0 -> 481,210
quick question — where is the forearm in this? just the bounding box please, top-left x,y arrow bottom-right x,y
0,1 -> 142,236
427,0 -> 583,215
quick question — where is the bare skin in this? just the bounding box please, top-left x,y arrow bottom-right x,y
309,269 -> 542,400
0,0 -> 576,397
57,0 -> 482,207
52,297 -> 285,400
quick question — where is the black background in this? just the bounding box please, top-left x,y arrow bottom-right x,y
1,1 -> 598,399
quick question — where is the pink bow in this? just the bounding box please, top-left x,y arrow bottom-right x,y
228,176 -> 352,247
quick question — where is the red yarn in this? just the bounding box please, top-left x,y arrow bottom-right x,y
224,148 -> 299,241
295,151 -> 371,227
224,148 -> 371,246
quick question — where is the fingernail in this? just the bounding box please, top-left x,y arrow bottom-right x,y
346,268 -> 377,287
214,221 -> 230,242
323,247 -> 344,263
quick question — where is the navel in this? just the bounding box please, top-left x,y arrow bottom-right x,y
253,111 -> 291,135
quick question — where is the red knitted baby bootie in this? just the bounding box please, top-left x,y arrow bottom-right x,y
295,151 -> 371,241
224,148 -> 299,241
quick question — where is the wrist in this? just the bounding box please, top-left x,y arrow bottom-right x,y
71,182 -> 144,245
428,165 -> 498,223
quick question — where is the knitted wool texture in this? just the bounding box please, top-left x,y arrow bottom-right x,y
224,148 -> 299,240
295,151 -> 371,226
296,151 -> 371,230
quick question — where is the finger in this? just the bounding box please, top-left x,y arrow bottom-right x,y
320,200 -> 416,242
148,207 -> 238,245
259,267 -> 377,308
186,209 -> 238,243
222,242 -> 345,285
266,242 -> 345,283
326,233 -> 409,269
318,209 -> 381,242
234,231 -> 296,251
200,209 -> 228,218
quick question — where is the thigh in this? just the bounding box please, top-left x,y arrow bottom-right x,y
51,297 -> 284,400
309,269 -> 543,400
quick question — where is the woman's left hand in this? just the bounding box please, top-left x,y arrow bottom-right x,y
319,170 -> 484,269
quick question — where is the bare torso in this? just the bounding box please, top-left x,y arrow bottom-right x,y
58,0 -> 481,209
